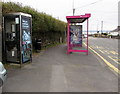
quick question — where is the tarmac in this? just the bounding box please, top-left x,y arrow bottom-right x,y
3,44 -> 118,92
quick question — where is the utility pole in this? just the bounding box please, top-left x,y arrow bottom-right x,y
73,8 -> 75,16
73,0 -> 75,16
101,21 -> 103,34
97,21 -> 99,33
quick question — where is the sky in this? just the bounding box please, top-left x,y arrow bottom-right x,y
2,0 -> 119,31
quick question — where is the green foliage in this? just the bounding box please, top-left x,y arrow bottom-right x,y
101,33 -> 108,36
2,2 -> 66,49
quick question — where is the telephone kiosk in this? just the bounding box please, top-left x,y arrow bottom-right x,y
3,12 -> 32,65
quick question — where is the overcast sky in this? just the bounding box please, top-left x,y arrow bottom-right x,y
3,0 -> 119,31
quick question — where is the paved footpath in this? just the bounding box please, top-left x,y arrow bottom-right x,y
3,44 -> 118,92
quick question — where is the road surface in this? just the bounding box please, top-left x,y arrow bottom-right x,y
88,37 -> 119,74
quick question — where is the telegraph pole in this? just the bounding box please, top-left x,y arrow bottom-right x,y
73,8 -> 75,16
101,21 -> 103,34
97,22 -> 99,34
73,0 -> 75,16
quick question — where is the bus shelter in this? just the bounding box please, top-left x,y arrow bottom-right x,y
66,14 -> 91,55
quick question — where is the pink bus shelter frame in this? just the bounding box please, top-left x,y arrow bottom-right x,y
66,13 -> 91,55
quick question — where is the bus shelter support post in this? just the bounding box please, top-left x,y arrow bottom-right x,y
67,20 -> 70,54
86,19 -> 89,55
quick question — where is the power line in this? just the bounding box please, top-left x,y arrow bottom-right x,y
72,0 -> 103,15
75,0 -> 103,9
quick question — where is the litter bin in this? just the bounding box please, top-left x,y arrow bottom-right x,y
35,39 -> 42,51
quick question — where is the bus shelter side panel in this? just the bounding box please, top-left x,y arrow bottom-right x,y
67,20 -> 70,54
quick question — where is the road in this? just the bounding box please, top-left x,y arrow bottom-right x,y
88,37 -> 119,74
2,38 -> 118,92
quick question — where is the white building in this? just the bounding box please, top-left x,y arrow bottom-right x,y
108,27 -> 120,38
109,30 -> 119,36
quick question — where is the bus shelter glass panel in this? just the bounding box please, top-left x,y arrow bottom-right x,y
70,25 -> 82,47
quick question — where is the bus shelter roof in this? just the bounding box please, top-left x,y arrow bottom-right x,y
66,14 -> 91,23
